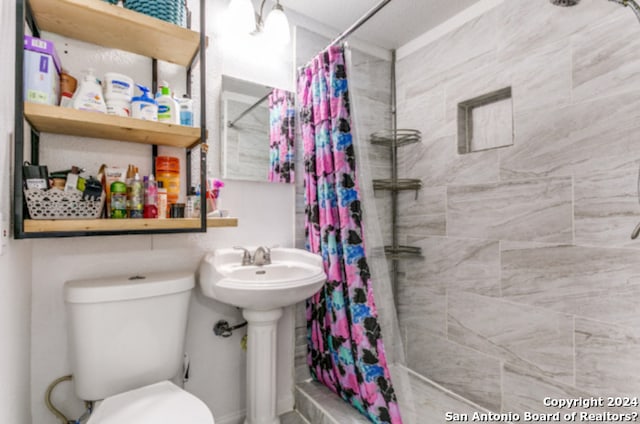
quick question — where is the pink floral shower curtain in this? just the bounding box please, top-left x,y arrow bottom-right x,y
297,45 -> 403,424
268,88 -> 295,183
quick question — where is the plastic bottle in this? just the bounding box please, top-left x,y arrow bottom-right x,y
110,181 -> 127,219
186,186 -> 198,218
131,84 -> 158,121
155,156 -> 180,207
143,174 -> 158,218
156,82 -> 180,124
157,181 -> 168,219
179,95 -> 194,126
127,171 -> 143,218
72,68 -> 107,113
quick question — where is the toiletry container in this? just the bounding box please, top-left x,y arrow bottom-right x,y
143,174 -> 158,219
59,70 -> 77,108
156,82 -> 180,125
23,35 -> 61,105
64,272 -> 214,423
104,72 -> 134,117
72,69 -> 107,113
155,156 -> 180,207
110,181 -> 127,219
131,84 -> 158,121
179,95 -> 194,126
127,171 -> 143,218
157,181 -> 168,219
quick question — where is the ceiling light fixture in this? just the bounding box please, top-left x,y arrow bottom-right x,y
226,0 -> 291,45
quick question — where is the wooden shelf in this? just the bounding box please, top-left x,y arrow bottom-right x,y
25,103 -> 201,148
24,217 -> 238,234
28,0 -> 200,67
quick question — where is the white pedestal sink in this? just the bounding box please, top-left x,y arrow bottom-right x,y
199,248 -> 326,424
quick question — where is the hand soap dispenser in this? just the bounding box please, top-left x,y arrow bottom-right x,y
131,84 -> 158,121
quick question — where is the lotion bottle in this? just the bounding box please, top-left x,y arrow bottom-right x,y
72,68 -> 107,113
156,82 -> 180,124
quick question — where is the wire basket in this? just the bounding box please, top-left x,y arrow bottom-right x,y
124,0 -> 187,27
24,188 -> 105,220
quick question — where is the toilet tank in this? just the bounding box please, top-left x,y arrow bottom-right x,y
64,271 -> 194,401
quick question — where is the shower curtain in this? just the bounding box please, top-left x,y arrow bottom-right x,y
298,44 -> 402,424
268,88 -> 295,183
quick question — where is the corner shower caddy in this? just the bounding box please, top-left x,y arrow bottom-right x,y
370,128 -> 423,303
13,0 -> 238,238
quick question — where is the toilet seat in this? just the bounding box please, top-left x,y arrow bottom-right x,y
86,380 -> 214,424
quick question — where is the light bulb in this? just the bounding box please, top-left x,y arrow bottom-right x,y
225,0 -> 256,35
264,4 -> 290,45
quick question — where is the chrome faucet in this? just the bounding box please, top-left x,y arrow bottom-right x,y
252,246 -> 271,266
233,247 -> 252,266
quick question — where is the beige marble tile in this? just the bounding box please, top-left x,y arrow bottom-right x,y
572,9 -> 640,102
402,235 -> 501,296
448,292 -> 574,384
574,164 -> 640,249
399,135 -> 500,187
575,318 -> 640,397
397,282 -> 446,341
508,38 -> 572,115
501,91 -> 640,180
501,243 -> 640,327
296,381 -> 371,424
397,187 -> 446,237
406,333 -> 502,412
396,10 -> 498,104
495,0 -> 614,63
404,367 -> 486,422
447,177 -> 573,243
502,363 -> 619,416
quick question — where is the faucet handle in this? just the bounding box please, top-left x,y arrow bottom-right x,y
233,246 -> 252,266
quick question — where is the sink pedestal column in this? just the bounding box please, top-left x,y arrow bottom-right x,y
242,308 -> 283,424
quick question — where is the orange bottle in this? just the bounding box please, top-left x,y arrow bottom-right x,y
155,156 -> 180,210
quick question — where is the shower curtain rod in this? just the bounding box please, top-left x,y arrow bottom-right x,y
330,0 -> 392,46
301,0 -> 393,67
227,92 -> 270,128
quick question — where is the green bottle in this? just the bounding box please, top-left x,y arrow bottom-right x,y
110,181 -> 127,219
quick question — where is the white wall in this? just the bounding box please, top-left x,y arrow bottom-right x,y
27,2 -> 297,424
0,1 -> 33,423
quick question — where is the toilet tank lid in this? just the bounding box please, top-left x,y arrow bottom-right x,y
64,271 -> 195,304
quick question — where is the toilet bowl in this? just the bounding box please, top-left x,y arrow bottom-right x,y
64,271 -> 214,424
87,381 -> 213,423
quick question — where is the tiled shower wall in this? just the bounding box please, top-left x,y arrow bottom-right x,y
396,0 -> 640,413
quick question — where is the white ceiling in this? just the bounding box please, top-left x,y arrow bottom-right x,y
278,0 -> 485,49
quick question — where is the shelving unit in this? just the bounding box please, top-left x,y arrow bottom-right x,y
24,103 -> 202,148
23,217 -> 238,235
14,0 -> 238,238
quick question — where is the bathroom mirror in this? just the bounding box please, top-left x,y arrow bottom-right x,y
220,75 -> 295,184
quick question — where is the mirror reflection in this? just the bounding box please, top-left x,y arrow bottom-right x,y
221,76 -> 295,184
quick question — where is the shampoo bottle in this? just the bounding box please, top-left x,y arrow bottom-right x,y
156,82 -> 180,124
72,68 -> 107,113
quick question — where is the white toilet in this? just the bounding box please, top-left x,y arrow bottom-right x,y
64,271 -> 214,424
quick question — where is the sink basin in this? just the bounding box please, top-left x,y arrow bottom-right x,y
198,247 -> 326,311
199,247 -> 326,424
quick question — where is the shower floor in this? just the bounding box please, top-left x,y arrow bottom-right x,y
294,364 -> 487,424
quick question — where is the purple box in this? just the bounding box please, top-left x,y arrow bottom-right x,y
24,35 -> 62,105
